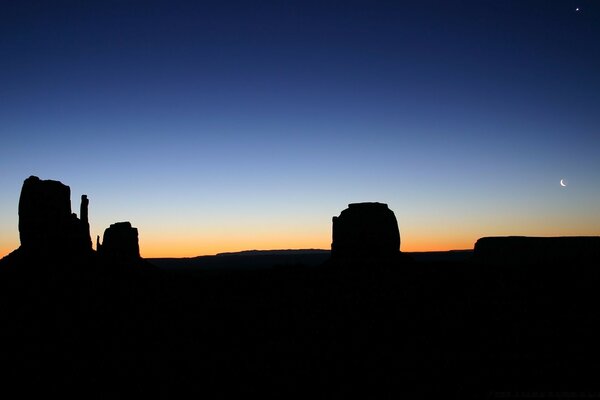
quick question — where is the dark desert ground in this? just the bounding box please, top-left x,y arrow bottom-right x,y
1,176 -> 600,398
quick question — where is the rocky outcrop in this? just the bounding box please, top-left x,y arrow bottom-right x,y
98,222 -> 140,260
474,236 -> 600,265
332,202 -> 400,259
18,176 -> 92,256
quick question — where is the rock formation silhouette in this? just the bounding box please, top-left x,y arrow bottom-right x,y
3,178 -> 600,397
474,236 -> 600,265
17,175 -> 92,256
331,202 -> 401,259
98,222 -> 140,260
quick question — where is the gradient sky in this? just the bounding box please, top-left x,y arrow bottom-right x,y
1,0 -> 599,258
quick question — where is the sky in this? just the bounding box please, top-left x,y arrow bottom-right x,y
1,0 -> 599,258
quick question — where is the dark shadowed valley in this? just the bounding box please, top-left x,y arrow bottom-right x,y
1,177 -> 599,397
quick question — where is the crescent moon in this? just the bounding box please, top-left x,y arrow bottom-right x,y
560,179 -> 567,187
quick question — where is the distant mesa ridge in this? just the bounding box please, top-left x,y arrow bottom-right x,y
332,202 -> 401,259
474,236 -> 600,265
216,249 -> 330,257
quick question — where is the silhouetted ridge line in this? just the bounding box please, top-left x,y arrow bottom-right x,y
2,177 -> 600,397
216,249 -> 329,256
408,249 -> 473,263
474,236 -> 600,265
150,250 -> 331,272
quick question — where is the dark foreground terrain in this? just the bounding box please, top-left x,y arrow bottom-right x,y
1,253 -> 599,398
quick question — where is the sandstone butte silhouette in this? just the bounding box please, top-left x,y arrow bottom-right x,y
97,222 -> 140,261
330,202 -> 599,265
332,202 -> 400,258
5,176 -> 413,268
3,175 -> 600,397
18,175 -> 92,256
2,175 -> 141,267
329,202 -> 414,266
2,175 -> 600,268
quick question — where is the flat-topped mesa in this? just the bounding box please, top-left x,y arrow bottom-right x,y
18,176 -> 92,256
474,236 -> 600,265
98,222 -> 140,260
332,202 -> 400,259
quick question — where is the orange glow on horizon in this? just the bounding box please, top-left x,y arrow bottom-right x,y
137,233 -> 479,258
0,247 -> 15,259
3,225 -> 599,259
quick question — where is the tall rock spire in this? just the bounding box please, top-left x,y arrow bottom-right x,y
80,195 -> 89,224
80,194 -> 92,249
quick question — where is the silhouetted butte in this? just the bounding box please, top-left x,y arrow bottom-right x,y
332,202 -> 401,259
17,175 -> 92,257
97,222 -> 140,261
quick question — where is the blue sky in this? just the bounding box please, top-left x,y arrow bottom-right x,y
1,0 -> 599,257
